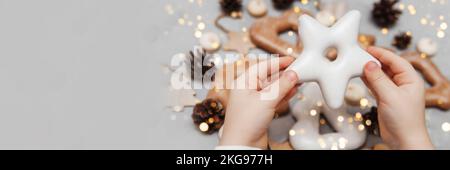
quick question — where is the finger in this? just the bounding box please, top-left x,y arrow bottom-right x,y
363,61 -> 398,98
242,57 -> 295,90
278,86 -> 298,105
367,46 -> 415,76
249,56 -> 295,81
367,46 -> 418,85
261,70 -> 298,105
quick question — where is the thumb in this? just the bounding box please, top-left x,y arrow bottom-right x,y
262,70 -> 298,105
363,61 -> 397,98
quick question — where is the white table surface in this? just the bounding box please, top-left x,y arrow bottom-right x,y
0,0 -> 448,149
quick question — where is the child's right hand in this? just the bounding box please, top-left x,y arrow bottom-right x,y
363,47 -> 434,149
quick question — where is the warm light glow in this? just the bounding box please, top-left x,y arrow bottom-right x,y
288,31 -> 294,36
310,109 -> 318,116
365,120 -> 372,126
355,112 -> 363,121
421,18 -> 428,25
194,31 -> 202,38
381,28 -> 389,35
197,22 -> 205,30
360,98 -> 369,107
442,122 -> 450,132
199,122 -> 209,132
289,129 -> 296,136
407,5 -> 416,15
437,30 -> 445,38
358,124 -> 365,131
337,116 -> 344,122
319,119 -> 326,125
316,101 -> 323,107
440,22 -> 448,30
287,48 -> 293,54
178,18 -> 186,25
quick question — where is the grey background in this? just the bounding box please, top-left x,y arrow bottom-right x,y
0,0 -> 448,149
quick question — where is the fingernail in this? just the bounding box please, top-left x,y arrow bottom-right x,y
366,61 -> 379,72
285,71 -> 298,82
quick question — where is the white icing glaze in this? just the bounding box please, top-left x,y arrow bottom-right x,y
287,10 -> 379,109
289,83 -> 367,150
247,0 -> 267,17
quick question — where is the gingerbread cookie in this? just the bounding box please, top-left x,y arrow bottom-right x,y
287,10 -> 379,109
250,9 -> 306,57
401,51 -> 450,110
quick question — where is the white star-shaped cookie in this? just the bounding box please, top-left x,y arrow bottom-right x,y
288,10 -> 379,109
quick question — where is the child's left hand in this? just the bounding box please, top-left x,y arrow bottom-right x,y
219,57 -> 299,149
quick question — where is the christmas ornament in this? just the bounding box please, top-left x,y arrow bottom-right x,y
220,0 -> 243,17
392,32 -> 412,50
186,46 -> 216,81
417,37 -> 438,56
401,51 -> 450,110
272,0 -> 294,10
199,32 -> 221,52
363,106 -> 379,136
192,99 -> 226,134
371,0 -> 402,28
247,0 -> 268,17
289,83 -> 367,150
287,10 -> 380,109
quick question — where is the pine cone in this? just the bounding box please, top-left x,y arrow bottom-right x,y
272,0 -> 294,10
372,0 -> 402,28
186,47 -> 215,82
220,0 -> 242,16
363,107 -> 379,136
192,99 -> 226,134
392,32 -> 412,50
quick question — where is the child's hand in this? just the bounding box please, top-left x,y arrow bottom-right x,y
363,47 -> 434,149
219,57 -> 298,149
